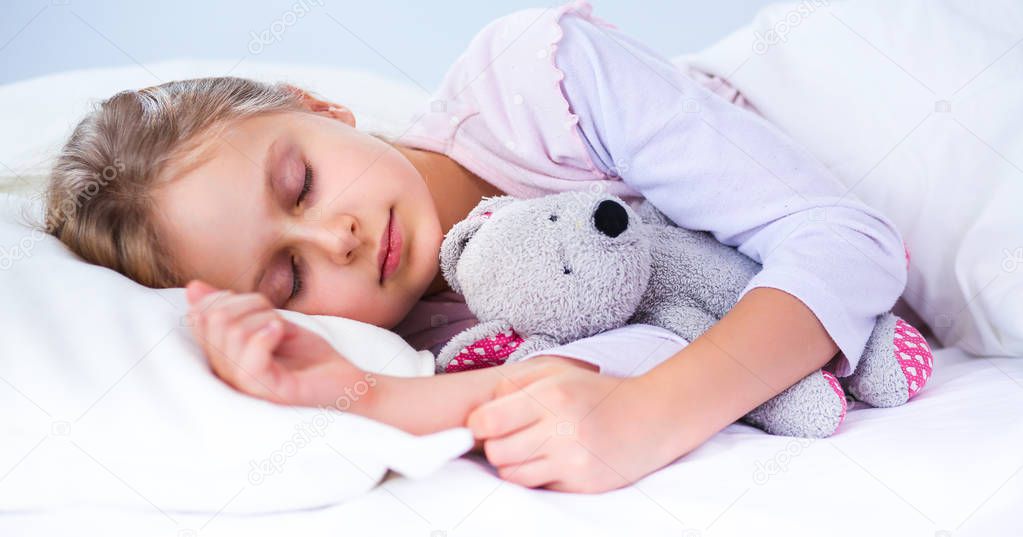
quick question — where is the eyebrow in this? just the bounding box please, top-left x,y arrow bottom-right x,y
250,138 -> 282,302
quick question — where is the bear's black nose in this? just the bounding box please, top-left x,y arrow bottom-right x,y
593,199 -> 629,238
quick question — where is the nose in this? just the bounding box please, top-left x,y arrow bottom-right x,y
295,215 -> 360,264
592,199 -> 629,237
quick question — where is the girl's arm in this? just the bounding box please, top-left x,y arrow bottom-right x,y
366,356 -> 596,436
556,14 -> 908,377
462,10 -> 907,492
184,278 -> 595,437
639,287 -> 839,457
466,287 -> 837,492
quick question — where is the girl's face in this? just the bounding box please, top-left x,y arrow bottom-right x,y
153,108 -> 443,329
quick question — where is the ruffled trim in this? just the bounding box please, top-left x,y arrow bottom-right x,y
545,0 -> 615,177
397,0 -> 628,196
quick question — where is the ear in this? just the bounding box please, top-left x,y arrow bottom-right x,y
283,84 -> 356,127
439,195 -> 517,295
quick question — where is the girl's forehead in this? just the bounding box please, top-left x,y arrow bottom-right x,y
158,113 -> 287,185
151,136 -> 274,294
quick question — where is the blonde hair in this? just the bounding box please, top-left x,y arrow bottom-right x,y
44,77 -> 308,288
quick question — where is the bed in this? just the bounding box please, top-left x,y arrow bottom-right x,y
1,0 -> 1021,535
2,346 -> 1020,536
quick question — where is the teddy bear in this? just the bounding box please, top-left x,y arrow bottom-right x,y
435,191 -> 934,438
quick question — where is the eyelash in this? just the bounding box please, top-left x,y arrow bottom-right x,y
288,162 -> 314,303
288,254 -> 304,303
297,162 -> 314,205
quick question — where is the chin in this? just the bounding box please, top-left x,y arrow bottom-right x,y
383,296 -> 418,330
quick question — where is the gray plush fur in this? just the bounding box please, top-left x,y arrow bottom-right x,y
743,372 -> 845,438
438,191 -> 924,438
843,313 -> 909,407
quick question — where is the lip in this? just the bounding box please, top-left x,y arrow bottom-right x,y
378,208 -> 402,283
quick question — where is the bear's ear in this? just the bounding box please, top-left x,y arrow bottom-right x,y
466,195 -> 516,219
439,196 -> 517,294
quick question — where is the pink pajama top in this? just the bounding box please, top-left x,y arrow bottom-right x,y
392,0 -> 908,378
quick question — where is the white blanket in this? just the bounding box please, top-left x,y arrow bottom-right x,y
2,346 -> 1020,536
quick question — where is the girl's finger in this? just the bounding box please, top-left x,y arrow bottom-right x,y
185,287 -> 226,347
194,287 -> 232,312
190,290 -> 232,350
196,292 -> 271,322
496,455 -> 558,489
185,279 -> 219,304
204,334 -> 244,389
199,293 -> 273,352
483,420 -> 555,467
540,480 -> 570,492
493,359 -> 569,398
207,317 -> 280,397
466,391 -> 543,439
224,310 -> 281,359
235,318 -> 287,401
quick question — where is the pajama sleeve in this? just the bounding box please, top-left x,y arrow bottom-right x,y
518,323 -> 690,378
547,14 -> 908,376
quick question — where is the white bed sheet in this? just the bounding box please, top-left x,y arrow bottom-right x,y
5,345 -> 1021,537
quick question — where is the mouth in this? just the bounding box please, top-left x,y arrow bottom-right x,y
378,207 -> 402,283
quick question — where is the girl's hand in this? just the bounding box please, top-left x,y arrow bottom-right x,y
185,279 -> 364,408
466,357 -> 679,493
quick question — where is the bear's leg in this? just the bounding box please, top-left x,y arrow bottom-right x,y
743,370 -> 848,438
842,313 -> 934,408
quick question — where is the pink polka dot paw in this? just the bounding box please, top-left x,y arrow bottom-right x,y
444,329 -> 525,373
844,314 -> 935,408
893,318 -> 933,399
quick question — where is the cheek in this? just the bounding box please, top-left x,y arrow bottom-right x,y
315,129 -> 419,199
308,260 -> 378,302
325,156 -> 395,199
360,144 -> 420,192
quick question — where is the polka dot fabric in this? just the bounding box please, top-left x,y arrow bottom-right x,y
444,329 -> 525,373
894,318 -> 933,398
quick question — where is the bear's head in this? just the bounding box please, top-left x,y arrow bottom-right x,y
439,191 -> 655,343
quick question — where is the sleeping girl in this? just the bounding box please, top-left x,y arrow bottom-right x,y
42,1 -> 910,493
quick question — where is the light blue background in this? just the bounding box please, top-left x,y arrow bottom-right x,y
0,1 -> 772,87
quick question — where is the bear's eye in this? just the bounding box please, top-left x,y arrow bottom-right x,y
548,214 -> 559,222
563,266 -> 572,275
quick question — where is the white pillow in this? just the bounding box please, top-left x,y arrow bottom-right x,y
676,0 -> 1023,357
0,61 -> 473,514
0,192 -> 473,513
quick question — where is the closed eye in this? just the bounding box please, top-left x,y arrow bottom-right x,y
287,253 -> 305,304
296,162 -> 314,205
286,162 -> 314,304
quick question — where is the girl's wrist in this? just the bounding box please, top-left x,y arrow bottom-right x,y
628,351 -> 710,461
316,356 -> 379,413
